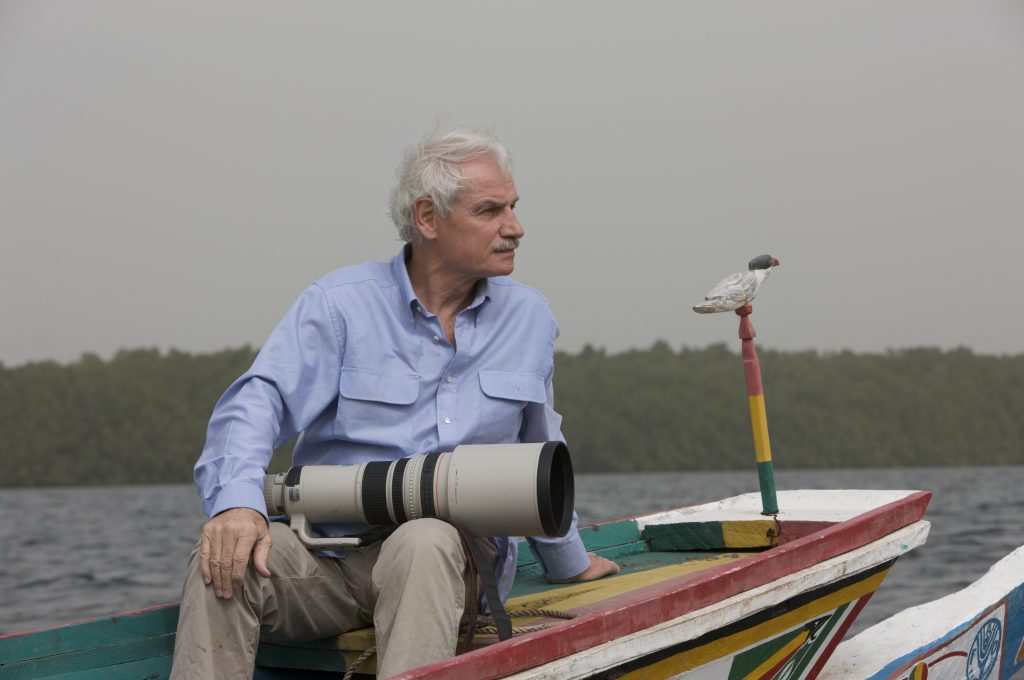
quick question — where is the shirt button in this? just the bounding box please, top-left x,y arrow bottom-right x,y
446,375 -> 454,383
433,335 -> 440,343
443,416 -> 452,424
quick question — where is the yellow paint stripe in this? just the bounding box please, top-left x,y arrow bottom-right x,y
746,630 -> 808,679
618,569 -> 890,679
502,554 -> 748,624
722,520 -> 778,549
748,395 -> 772,462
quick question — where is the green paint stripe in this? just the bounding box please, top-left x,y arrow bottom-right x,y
0,606 -> 180,661
757,461 -> 779,515
0,634 -> 174,680
728,628 -> 804,680
643,522 -> 726,550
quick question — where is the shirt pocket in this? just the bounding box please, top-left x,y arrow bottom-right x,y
337,367 -> 419,448
478,370 -> 547,441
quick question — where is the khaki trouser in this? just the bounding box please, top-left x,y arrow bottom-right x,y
170,518 -> 497,679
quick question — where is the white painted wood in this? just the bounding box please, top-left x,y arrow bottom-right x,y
507,520 -> 931,679
819,544 -> 1024,679
637,489 -> 921,527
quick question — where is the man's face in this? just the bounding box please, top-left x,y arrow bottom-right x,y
430,157 -> 524,280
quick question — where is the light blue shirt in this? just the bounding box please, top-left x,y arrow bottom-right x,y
194,246 -> 590,598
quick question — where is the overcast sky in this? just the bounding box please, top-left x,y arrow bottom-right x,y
2,1 -> 1023,367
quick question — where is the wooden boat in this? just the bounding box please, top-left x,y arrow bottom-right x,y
819,545 -> 1024,680
0,488 -> 930,679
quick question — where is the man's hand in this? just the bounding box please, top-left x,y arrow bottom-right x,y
547,552 -> 620,584
200,507 -> 272,599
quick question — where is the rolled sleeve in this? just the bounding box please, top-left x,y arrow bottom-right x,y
527,512 -> 591,579
208,480 -> 269,521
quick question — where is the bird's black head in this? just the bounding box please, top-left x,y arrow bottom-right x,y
748,254 -> 779,270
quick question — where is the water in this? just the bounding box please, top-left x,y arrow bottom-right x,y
2,466 -> 1022,637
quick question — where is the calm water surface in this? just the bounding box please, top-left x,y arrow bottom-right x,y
1,465 -> 1022,637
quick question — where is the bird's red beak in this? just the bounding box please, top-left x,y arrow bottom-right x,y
771,258 -> 780,267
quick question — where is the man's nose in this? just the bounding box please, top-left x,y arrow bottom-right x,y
501,210 -> 525,239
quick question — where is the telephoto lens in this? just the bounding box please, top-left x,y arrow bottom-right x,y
264,442 -> 574,548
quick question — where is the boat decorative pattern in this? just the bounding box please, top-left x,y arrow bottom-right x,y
595,562 -> 889,679
822,546 -> 1024,680
879,603 -> 1019,680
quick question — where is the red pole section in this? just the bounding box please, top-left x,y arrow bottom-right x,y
738,309 -> 763,396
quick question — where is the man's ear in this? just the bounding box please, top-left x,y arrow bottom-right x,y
413,197 -> 439,242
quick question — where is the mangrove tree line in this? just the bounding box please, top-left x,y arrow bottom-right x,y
0,342 -> 1021,487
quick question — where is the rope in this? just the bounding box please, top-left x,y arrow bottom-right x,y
341,609 -> 578,678
469,608 -> 577,636
342,645 -> 378,680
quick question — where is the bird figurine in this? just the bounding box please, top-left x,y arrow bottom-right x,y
692,254 -> 780,314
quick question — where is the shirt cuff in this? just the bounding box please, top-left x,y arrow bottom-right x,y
529,531 -> 591,580
208,480 -> 269,521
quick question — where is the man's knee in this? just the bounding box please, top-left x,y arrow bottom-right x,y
375,520 -> 465,576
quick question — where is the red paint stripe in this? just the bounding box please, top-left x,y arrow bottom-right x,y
930,651 -> 968,665
737,310 -> 763,396
806,593 -> 873,679
744,355 -> 764,396
775,521 -> 841,545
738,313 -> 763,397
397,491 -> 932,679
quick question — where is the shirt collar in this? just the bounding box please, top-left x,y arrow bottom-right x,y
392,244 -> 421,316
391,244 -> 492,319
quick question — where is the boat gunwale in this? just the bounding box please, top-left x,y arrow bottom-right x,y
398,489 -> 932,679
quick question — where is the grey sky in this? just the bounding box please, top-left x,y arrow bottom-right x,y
2,1 -> 1023,367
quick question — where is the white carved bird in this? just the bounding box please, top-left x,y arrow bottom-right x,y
692,255 -> 780,314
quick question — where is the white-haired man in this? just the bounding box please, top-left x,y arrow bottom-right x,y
170,126 -> 619,679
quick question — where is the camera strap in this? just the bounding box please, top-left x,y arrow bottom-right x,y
456,526 -> 513,642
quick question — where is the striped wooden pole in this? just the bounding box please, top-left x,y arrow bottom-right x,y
736,304 -> 779,515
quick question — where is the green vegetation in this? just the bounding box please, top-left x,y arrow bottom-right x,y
1,342 -> 1021,487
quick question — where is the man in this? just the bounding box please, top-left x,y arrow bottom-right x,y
171,125 -> 619,679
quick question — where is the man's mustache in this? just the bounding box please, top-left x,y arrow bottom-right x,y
494,238 -> 520,252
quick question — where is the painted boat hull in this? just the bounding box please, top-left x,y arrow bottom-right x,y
820,545 -> 1024,680
0,489 -> 931,680
505,523 -> 927,679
